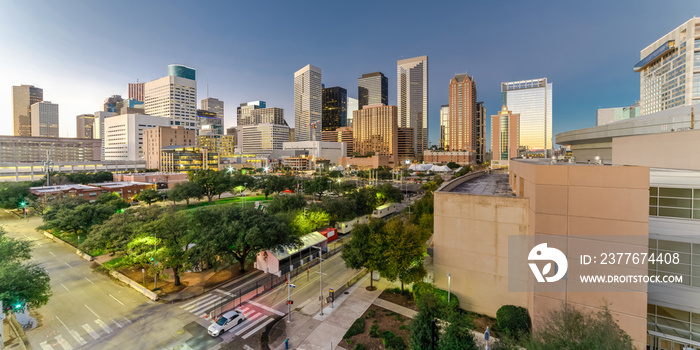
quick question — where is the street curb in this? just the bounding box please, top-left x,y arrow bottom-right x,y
42,231 -> 94,262
259,316 -> 284,350
109,270 -> 159,301
9,313 -> 32,350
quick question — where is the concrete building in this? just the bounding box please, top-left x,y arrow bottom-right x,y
113,172 -> 187,189
353,104 -> 398,163
238,104 -> 285,126
322,86 -> 347,131
0,135 -> 101,163
397,55 -> 428,157
0,160 -> 145,182
201,97 -> 224,118
94,111 -> 115,159
491,106 -> 520,168
439,105 -> 449,150
358,72 -> 388,110
347,97 -> 358,127
501,78 -> 552,156
322,127 -> 354,155
239,123 -> 290,155
120,99 -> 145,115
76,114 -> 95,139
143,126 -> 196,169
160,146 -> 218,173
128,82 -> 145,101
237,101 -> 266,125
636,18 -> 700,115
198,134 -> 236,158
294,65 -> 322,142
423,150 -> 471,165
30,101 -> 59,138
104,114 -> 171,161
338,155 -> 392,170
226,126 -> 237,137
197,109 -> 223,135
397,127 -> 414,163
12,84 -> 43,137
597,102 -> 641,126
144,64 -> 197,130
289,128 -> 295,142
282,141 -> 346,165
103,95 -> 124,113
447,73 -> 477,153
475,101 -> 486,163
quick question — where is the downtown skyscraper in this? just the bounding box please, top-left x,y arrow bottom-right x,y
294,64 -> 322,142
447,73 -> 477,153
358,72 -> 388,110
12,84 -> 43,136
144,64 -> 197,130
501,78 -> 552,156
397,56 -> 428,157
322,86 -> 347,131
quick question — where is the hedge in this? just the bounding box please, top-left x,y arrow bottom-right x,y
344,317 -> 366,340
412,282 -> 459,309
496,305 -> 530,338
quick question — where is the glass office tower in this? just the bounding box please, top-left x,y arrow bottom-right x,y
322,86 -> 347,130
501,78 -> 552,157
358,72 -> 388,110
397,55 -> 428,157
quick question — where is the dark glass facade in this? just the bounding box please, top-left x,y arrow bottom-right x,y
321,86 -> 347,131
358,72 -> 388,110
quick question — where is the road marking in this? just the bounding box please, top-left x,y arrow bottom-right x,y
181,293 -> 218,310
84,277 -> 94,284
55,335 -> 73,350
109,294 -> 125,306
112,319 -> 123,328
123,317 -> 132,324
215,289 -> 236,297
55,315 -> 87,345
235,313 -> 266,336
242,317 -> 274,339
95,319 -> 113,334
23,234 -> 30,239
39,341 -> 53,350
50,252 -> 56,257
189,296 -> 224,315
60,283 -> 70,291
64,262 -> 72,268
248,300 -> 285,316
81,323 -> 100,339
84,304 -> 99,318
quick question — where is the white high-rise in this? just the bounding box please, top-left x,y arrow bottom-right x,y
103,114 -> 171,161
144,64 -> 197,130
30,101 -> 59,138
346,97 -> 358,127
397,56 -> 428,156
501,78 -> 553,156
294,64 -> 322,142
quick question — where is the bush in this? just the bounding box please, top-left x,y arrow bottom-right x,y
412,282 -> 459,310
344,317 -> 366,340
382,331 -> 406,350
496,305 -> 530,339
368,308 -> 375,318
385,287 -> 412,297
369,324 -> 380,338
353,344 -> 366,350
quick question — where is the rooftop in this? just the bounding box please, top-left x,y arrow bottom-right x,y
447,173 -> 514,196
29,184 -> 99,193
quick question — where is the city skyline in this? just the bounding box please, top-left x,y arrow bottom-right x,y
0,1 -> 696,150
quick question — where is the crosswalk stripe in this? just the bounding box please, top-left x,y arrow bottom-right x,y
242,317 -> 274,340
68,330 -> 87,345
216,289 -> 236,297
81,323 -> 100,340
248,300 -> 285,316
189,296 -> 224,315
113,319 -> 123,328
235,314 -> 266,336
55,335 -> 73,350
39,341 -> 53,350
95,319 -> 113,334
180,293 -> 217,310
181,293 -> 219,311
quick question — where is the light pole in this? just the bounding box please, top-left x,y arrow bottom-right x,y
447,273 -> 451,304
20,201 -> 27,219
310,245 -> 325,316
243,182 -> 248,208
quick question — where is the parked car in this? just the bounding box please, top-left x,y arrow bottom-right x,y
208,309 -> 245,337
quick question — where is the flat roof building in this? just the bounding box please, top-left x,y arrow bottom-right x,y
397,56 -> 428,157
12,84 -> 43,137
322,86 -> 347,131
144,65 -> 197,130
322,127 -> 353,155
76,114 -> 95,139
104,114 -> 171,161
160,146 -> 218,173
353,104 -> 398,163
501,78 -> 552,156
0,135 -> 101,163
143,126 -> 196,169
491,106 -> 520,168
239,123 -> 290,155
358,72 -> 388,110
294,65 -> 322,142
31,101 -> 59,138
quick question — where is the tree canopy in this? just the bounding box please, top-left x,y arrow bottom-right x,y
0,182 -> 36,209
167,181 -> 203,206
0,227 -> 51,311
304,176 -> 331,200
265,194 -> 307,214
135,188 -> 161,205
341,218 -> 384,289
378,217 -> 430,290
189,169 -> 232,202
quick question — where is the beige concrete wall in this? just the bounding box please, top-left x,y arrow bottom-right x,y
612,128 -> 700,171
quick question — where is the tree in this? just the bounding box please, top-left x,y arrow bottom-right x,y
438,306 -> 477,350
288,209 -> 330,236
334,181 -> 357,197
524,303 -> 635,350
189,169 -> 231,202
139,210 -> 194,286
328,170 -> 342,178
445,162 -> 460,170
378,217 -> 430,291
375,183 -> 403,205
341,218 -> 384,290
254,176 -> 285,200
0,182 -> 35,209
317,197 -> 357,226
410,292 -> 442,350
265,194 -> 307,214
135,188 -> 160,205
82,206 -> 162,254
189,205 -> 301,272
347,187 -> 378,216
304,176 -> 331,200
167,181 -> 203,206
95,192 -> 129,211
0,227 -> 51,311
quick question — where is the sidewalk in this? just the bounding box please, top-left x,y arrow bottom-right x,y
269,275 -> 393,350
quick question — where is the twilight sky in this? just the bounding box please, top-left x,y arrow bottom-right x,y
0,0 -> 698,150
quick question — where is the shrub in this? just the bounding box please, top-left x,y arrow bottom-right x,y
368,308 -> 375,318
384,334 -> 406,350
411,282 -> 459,310
353,344 -> 366,350
496,305 -> 530,339
369,324 -> 380,338
344,317 -> 366,340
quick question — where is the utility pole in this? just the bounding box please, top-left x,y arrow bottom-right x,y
310,246 -> 325,316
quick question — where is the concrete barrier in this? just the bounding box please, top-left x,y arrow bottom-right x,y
109,270 -> 158,301
326,268 -> 368,304
42,231 -> 93,261
436,170 -> 487,193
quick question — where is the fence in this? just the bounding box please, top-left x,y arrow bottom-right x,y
208,237 -> 347,318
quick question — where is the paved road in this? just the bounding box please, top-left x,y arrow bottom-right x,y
0,211 -> 205,350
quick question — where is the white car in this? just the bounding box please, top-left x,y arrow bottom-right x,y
207,310 -> 245,337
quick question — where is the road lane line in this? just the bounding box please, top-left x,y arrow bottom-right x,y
39,341 -> 53,350
23,234 -> 30,239
112,319 -> 123,328
84,277 -> 94,284
215,289 -> 236,297
95,319 -> 113,334
55,335 -> 73,350
109,294 -> 125,306
242,317 -> 274,339
248,300 -> 285,316
181,293 -> 218,310
84,304 -> 99,318
81,324 -> 100,339
235,314 -> 266,336
55,315 -> 87,346
64,262 -> 72,268
60,283 -> 70,291
50,252 -> 56,257
189,296 -> 224,315
123,317 -> 132,324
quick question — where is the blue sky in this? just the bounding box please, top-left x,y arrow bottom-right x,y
1,0 -> 698,150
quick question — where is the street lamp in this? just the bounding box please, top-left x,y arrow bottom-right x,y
447,273 -> 451,304
309,245 -> 325,316
227,166 -> 234,173
20,201 -> 27,219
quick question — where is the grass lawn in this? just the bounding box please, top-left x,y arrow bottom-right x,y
183,195 -> 270,210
